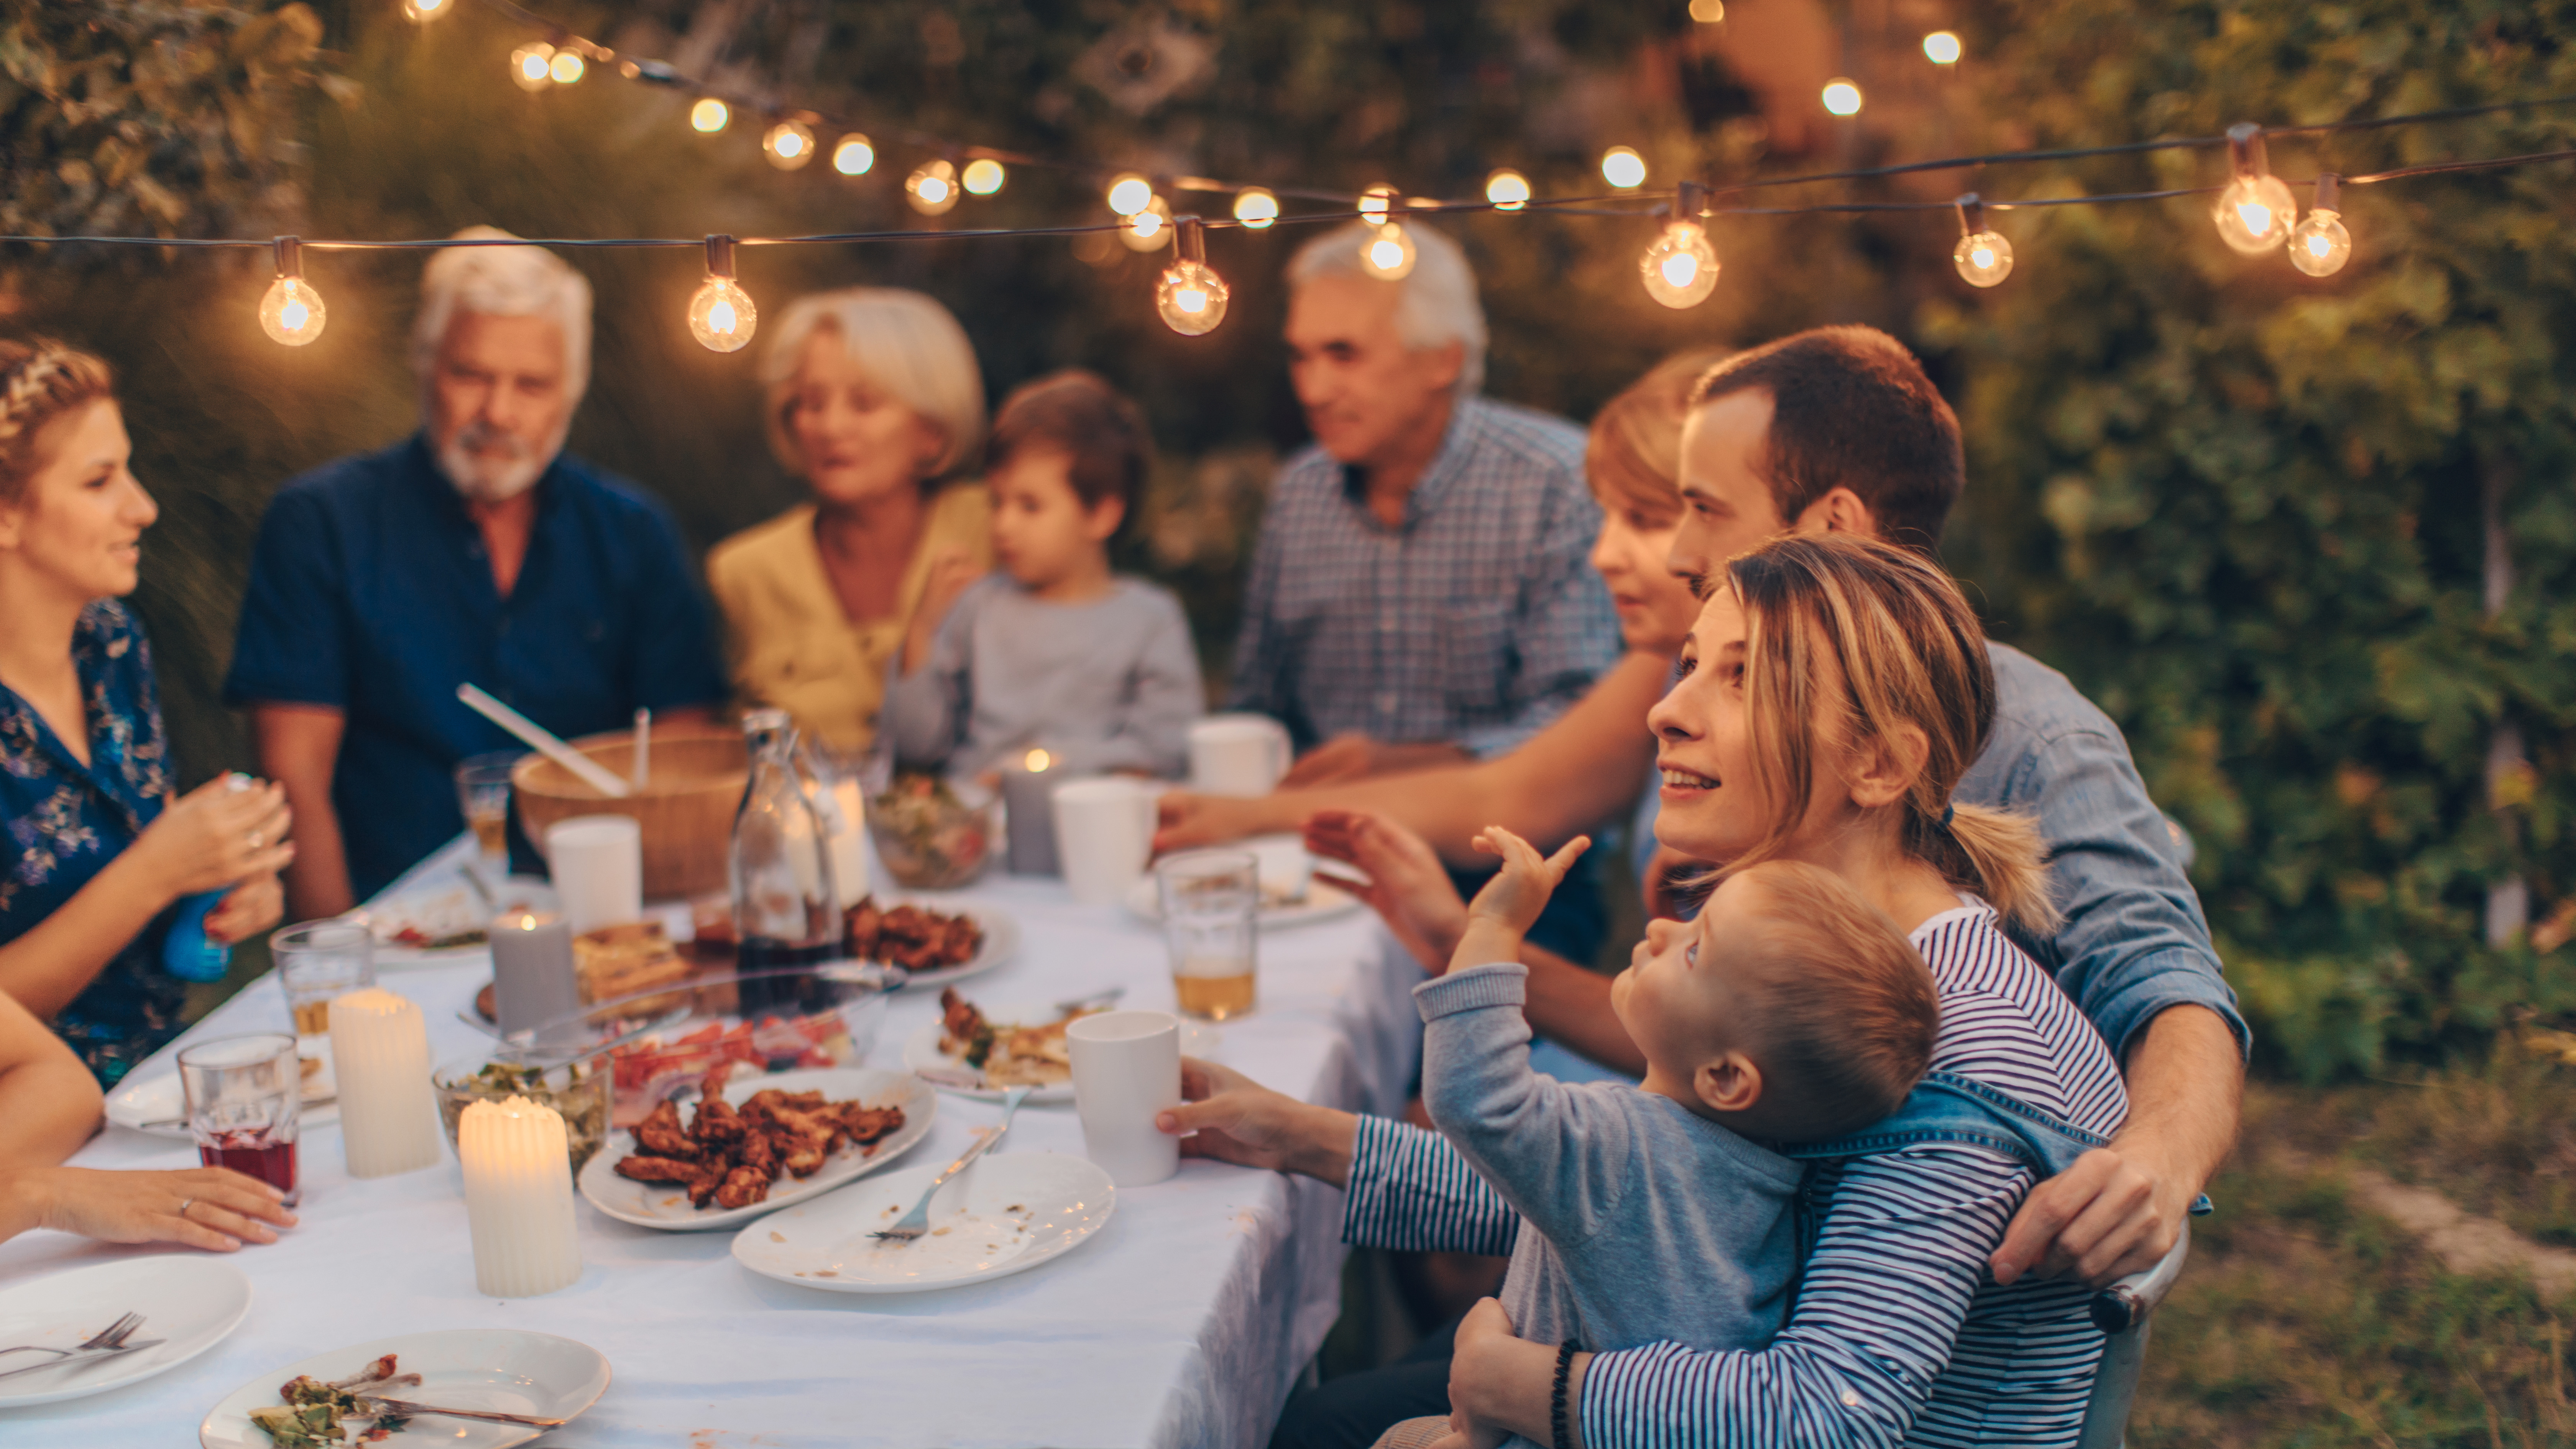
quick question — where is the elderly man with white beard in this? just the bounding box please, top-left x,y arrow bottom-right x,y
227,228 -> 724,917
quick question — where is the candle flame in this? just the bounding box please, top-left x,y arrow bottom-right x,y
1025,748 -> 1053,772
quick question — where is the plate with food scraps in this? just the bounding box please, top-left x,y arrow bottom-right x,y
106,1054 -> 339,1140
197,1328 -> 610,1449
901,993 -> 1217,1104
356,876 -> 559,962
847,897 -> 1019,992
0,1255 -> 250,1409
732,1150 -> 1116,1294
577,1065 -> 936,1231
1121,876 -> 1365,931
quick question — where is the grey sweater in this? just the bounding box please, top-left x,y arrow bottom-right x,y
883,574 -> 1204,780
1418,962 -> 1804,1427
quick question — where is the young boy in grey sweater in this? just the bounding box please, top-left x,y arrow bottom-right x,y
1376,830 -> 1940,1449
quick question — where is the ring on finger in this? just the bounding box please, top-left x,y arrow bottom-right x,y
176,1196 -> 195,1217
245,830 -> 264,849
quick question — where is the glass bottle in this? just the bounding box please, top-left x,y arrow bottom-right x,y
731,710 -> 840,1012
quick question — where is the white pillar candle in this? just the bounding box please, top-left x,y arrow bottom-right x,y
458,1096 -> 582,1297
826,778 -> 871,909
488,910 -> 580,1038
327,987 -> 444,1178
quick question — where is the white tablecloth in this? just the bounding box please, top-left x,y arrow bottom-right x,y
0,835 -> 1425,1447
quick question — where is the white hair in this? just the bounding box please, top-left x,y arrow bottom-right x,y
759,287 -> 988,479
412,225 -> 593,402
1287,219 -> 1488,396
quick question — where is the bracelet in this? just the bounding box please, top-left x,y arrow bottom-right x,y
1551,1339 -> 1579,1449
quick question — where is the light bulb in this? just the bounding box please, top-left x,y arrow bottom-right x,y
2289,172 -> 2351,277
961,158 -> 1006,195
690,98 -> 728,133
1107,174 -> 1154,217
1360,222 -> 1416,280
1638,224 -> 1718,307
1923,31 -> 1962,64
511,43 -> 553,92
549,50 -> 584,84
1233,188 -> 1279,229
763,120 -> 814,170
1359,186 -> 1397,224
2211,123 -> 2292,255
259,238 -> 326,346
1157,218 -> 1229,337
1822,79 -> 1864,116
1688,0 -> 1725,20
1949,193 -> 2013,288
1600,147 -> 1647,190
402,0 -> 447,20
1485,170 -> 1531,211
832,133 -> 875,175
688,236 -> 756,353
1121,195 -> 1173,251
907,159 -> 959,215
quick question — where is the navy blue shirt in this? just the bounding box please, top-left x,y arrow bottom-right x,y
224,435 -> 725,899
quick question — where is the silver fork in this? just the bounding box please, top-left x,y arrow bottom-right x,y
871,1086 -> 1030,1242
0,1310 -> 141,1365
0,1313 -> 158,1383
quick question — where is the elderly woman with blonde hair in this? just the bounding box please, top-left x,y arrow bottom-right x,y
706,288 -> 993,757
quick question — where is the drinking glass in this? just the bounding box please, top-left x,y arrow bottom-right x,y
455,752 -> 524,866
273,920 -> 375,1046
1156,849 -> 1259,1020
178,1033 -> 301,1206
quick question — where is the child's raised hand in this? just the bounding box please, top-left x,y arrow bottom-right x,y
1463,827 -> 1590,938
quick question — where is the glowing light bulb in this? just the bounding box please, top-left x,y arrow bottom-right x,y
1156,217 -> 1230,337
907,160 -> 959,215
1485,170 -> 1531,211
962,158 -> 1006,195
511,43 -> 554,92
763,120 -> 814,170
832,133 -> 876,175
1638,187 -> 1718,308
549,50 -> 584,84
1360,222 -> 1416,280
1600,147 -> 1647,190
258,238 -> 326,346
690,98 -> 729,133
1107,174 -> 1155,217
1948,193 -> 2013,288
1822,79 -> 1864,116
1233,188 -> 1279,229
1122,195 -> 1173,251
1359,186 -> 1397,224
2211,123 -> 2293,255
402,0 -> 447,20
688,236 -> 756,353
2289,172 -> 2352,277
1688,0 -> 1725,20
1923,31 -> 1962,64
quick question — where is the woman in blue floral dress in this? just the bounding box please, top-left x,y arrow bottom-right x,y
0,339 -> 292,1085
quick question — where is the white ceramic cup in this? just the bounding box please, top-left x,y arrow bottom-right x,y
1066,1010 -> 1183,1186
1243,833 -> 1316,903
544,815 -> 643,935
1052,777 -> 1159,906
1188,715 -> 1293,798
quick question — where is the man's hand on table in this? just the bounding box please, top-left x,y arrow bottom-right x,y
1305,810 -> 1470,973
1157,1057 -> 1357,1189
4,1166 -> 296,1253
1280,734 -> 1470,788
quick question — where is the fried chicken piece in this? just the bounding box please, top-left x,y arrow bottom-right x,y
713,1163 -> 771,1210
736,1127 -> 777,1177
692,1096 -> 747,1147
844,897 -> 885,960
686,1153 -> 740,1208
836,1102 -> 907,1147
699,1062 -> 736,1104
742,1088 -> 828,1116
615,1155 -> 706,1184
633,1100 -> 699,1160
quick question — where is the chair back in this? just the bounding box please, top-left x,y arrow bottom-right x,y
2073,1222 -> 2190,1449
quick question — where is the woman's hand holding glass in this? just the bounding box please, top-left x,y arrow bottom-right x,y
1304,809 -> 1470,973
130,775 -> 294,904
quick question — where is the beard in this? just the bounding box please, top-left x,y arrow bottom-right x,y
436,417 -> 563,503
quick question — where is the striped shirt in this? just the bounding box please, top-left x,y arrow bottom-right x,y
1342,900 -> 2128,1448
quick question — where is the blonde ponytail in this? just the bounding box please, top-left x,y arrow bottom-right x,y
1919,803 -> 2059,938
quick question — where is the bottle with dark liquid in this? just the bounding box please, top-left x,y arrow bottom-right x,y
731,710 -> 840,1017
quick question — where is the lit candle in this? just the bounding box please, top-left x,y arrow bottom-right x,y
1001,748 -> 1062,876
327,987 -> 444,1178
458,1096 -> 582,1297
825,777 -> 870,909
488,910 -> 579,1038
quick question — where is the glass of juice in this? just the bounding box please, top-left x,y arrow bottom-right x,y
454,751 -> 525,866
273,920 -> 375,1047
177,1032 -> 301,1206
1157,849 -> 1259,1021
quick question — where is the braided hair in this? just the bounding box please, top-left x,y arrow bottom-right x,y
0,338 -> 115,506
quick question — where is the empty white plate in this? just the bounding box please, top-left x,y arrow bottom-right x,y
0,1255 -> 251,1408
199,1328 -> 609,1449
733,1151 -> 1116,1294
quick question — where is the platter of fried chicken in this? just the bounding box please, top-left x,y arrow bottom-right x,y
578,1063 -> 936,1230
846,897 -> 1019,992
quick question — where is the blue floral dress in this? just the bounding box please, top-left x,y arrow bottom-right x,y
0,601 -> 186,1085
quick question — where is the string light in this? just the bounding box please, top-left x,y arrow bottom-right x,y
1486,170 -> 1532,211
1822,79 -> 1864,116
1232,189 -> 1279,229
686,235 -> 756,352
832,133 -> 875,175
1923,31 -> 1963,65
2213,124 -> 2294,254
1638,181 -> 1719,308
1688,0 -> 1725,20
402,0 -> 447,20
1122,194 -> 1174,251
690,98 -> 729,133
258,237 -> 327,347
1360,215 -> 1417,280
549,50 -> 584,84
1358,185 -> 1397,224
907,159 -> 959,215
2289,172 -> 2353,277
1155,216 -> 1230,336
763,119 -> 814,170
1600,147 -> 1648,190
1951,193 -> 2013,287
1106,174 -> 1155,217
510,42 -> 553,92
962,158 -> 1007,195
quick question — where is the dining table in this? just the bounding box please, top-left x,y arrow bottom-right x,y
0,832 -> 1428,1447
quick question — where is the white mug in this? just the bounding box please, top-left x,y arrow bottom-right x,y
1066,1010 -> 1182,1187
1051,777 -> 1159,906
1189,714 -> 1292,798
544,815 -> 642,935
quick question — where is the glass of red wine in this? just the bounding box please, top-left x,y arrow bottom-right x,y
177,1032 -> 301,1207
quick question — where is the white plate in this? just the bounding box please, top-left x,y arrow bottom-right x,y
358,876 -> 559,962
577,1066 -> 936,1232
732,1151 -> 1116,1294
198,1328 -> 609,1449
0,1256 -> 250,1408
1122,875 -> 1364,930
901,1002 -> 1216,1104
869,901 -> 1020,992
105,1058 -> 340,1140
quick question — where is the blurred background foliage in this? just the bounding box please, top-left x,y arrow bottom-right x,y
5,0 -> 2573,1078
